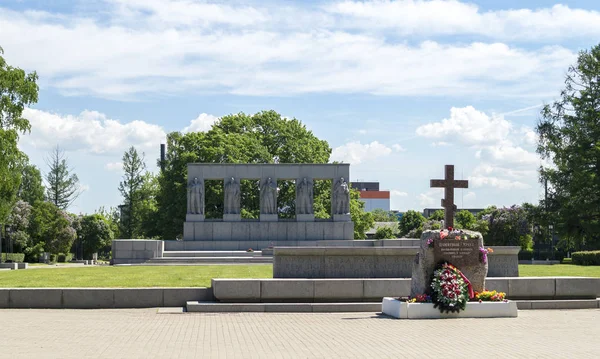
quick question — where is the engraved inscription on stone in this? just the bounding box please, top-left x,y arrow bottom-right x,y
433,239 -> 479,267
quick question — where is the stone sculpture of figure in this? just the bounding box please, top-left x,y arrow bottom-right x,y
333,177 -> 350,215
187,177 -> 203,214
296,177 -> 313,214
224,177 -> 240,214
260,177 -> 278,214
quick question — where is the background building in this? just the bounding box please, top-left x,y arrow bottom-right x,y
351,182 -> 390,211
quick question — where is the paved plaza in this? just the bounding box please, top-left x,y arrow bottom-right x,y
1,308 -> 599,358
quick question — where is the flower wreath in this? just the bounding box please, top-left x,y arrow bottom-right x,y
430,262 -> 473,313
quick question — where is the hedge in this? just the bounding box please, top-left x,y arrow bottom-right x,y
571,251 -> 600,266
57,253 -> 74,263
1,253 -> 25,263
518,249 -> 533,260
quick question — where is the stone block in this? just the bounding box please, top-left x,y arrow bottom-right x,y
261,279 -> 314,301
530,299 -> 599,310
249,222 -> 264,241
114,250 -> 133,259
485,278 -> 509,295
296,214 -> 314,222
0,263 -> 18,270
267,222 -> 280,241
62,289 -> 114,309
555,277 -> 600,299
264,303 -> 313,312
212,279 -> 261,302
375,255 -> 412,278
132,240 -> 146,251
332,222 -> 345,240
223,214 -> 241,222
257,241 -> 271,250
214,241 -> 241,250
0,289 -> 9,308
333,214 -> 351,222
295,222 -> 306,241
183,222 -> 195,240
213,223 -> 232,240
17,263 -> 28,269
238,241 -> 258,251
509,278 -> 555,299
114,240 -> 133,251
306,223 -> 324,240
323,224 -> 334,240
311,303 -> 381,312
244,165 -> 261,179
194,222 -> 213,241
515,301 -> 532,310
114,288 -> 163,308
164,240 -> 185,251
274,166 -> 299,179
363,279 -> 411,299
285,222 -> 298,241
343,222 -> 354,240
185,214 -> 205,222
10,289 -> 62,308
260,214 -> 278,222
314,279 -> 363,300
323,255 -> 375,278
164,288 -> 213,307
231,222 -> 250,240
187,302 -> 265,312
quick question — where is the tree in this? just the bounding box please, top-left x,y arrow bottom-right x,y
0,46 -> 39,224
374,225 -> 396,239
18,164 -> 45,205
399,210 -> 426,237
480,205 -> 532,249
76,214 -> 113,259
537,44 -> 600,250
350,188 -> 374,239
118,146 -> 148,238
371,208 -> 398,222
27,201 -> 76,255
6,200 -> 32,252
455,210 -> 476,229
428,209 -> 444,221
45,145 -> 81,210
156,110 -> 332,239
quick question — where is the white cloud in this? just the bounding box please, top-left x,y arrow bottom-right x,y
20,108 -> 167,155
469,175 -> 530,190
183,113 -> 220,133
392,144 -> 405,152
80,184 -> 90,192
391,190 -> 408,197
0,4 -> 576,99
520,126 -> 538,146
104,162 -> 123,172
331,141 -> 396,164
464,191 -> 476,202
418,189 -> 439,207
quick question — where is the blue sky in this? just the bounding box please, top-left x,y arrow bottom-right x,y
1,0 -> 598,214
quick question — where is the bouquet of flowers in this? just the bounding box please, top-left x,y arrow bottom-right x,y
430,262 -> 470,313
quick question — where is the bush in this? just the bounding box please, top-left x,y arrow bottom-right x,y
374,226 -> 396,239
57,253 -> 74,263
561,258 -> 573,264
518,249 -> 534,261
572,251 -> 600,266
1,253 -> 25,263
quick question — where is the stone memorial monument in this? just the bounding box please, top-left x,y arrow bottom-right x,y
410,164 -> 488,296
260,177 -> 279,221
296,177 -> 314,221
332,176 -> 350,221
186,177 -> 204,221
224,177 -> 241,220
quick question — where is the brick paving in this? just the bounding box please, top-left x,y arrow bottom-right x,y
1,308 -> 599,358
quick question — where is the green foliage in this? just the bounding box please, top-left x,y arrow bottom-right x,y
518,249 -> 534,261
0,46 -> 39,224
18,164 -> 45,205
480,205 -> 533,250
45,146 -> 81,210
350,188 -> 374,239
398,210 -> 426,237
571,251 -> 600,266
28,201 -> 76,254
537,44 -> 600,250
57,253 -> 73,263
23,241 -> 44,262
371,208 -> 398,222
428,209 -> 444,221
76,214 -> 114,259
374,225 -> 396,239
156,110 -> 331,239
1,253 -> 25,262
455,210 -> 476,229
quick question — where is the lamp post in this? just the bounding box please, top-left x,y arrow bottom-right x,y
549,224 -> 554,260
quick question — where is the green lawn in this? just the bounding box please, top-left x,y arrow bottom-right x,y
0,265 -> 273,288
0,264 -> 598,288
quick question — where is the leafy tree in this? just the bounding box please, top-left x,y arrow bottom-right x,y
28,201 -> 76,255
537,44 -> 600,250
6,200 -> 32,252
374,225 -> 396,239
156,110 -> 332,239
0,46 -> 39,224
76,214 -> 114,259
118,146 -> 148,238
45,145 -> 81,210
95,206 -> 120,239
399,210 -> 426,237
350,188 -> 374,239
428,209 -> 444,221
455,210 -> 476,229
480,205 -> 533,249
18,164 -> 45,205
371,208 -> 398,222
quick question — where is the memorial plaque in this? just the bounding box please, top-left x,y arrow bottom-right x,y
433,239 -> 479,267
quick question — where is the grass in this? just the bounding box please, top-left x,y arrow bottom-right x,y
0,264 -> 599,288
0,265 -> 273,288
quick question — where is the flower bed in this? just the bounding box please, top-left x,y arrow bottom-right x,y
382,297 -> 518,319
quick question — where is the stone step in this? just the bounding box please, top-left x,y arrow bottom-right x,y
145,257 -> 273,264
163,251 -> 264,258
515,299 -> 600,310
186,301 -> 382,313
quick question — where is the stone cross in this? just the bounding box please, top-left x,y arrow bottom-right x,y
430,164 -> 468,229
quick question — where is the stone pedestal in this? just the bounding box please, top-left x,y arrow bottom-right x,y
333,214 -> 351,222
260,214 -> 278,222
223,214 -> 241,222
296,214 -> 315,222
186,214 -> 205,222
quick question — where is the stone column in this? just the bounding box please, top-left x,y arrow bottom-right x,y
223,177 -> 241,222
186,177 -> 205,222
332,176 -> 351,222
260,177 -> 278,222
295,176 -> 314,222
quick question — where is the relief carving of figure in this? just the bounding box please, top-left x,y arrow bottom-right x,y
333,177 -> 350,215
260,177 -> 279,215
224,177 -> 240,214
187,177 -> 204,214
296,177 -> 313,214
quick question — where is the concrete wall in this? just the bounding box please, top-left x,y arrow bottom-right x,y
0,287 -> 213,309
211,277 -> 600,303
111,240 -> 164,265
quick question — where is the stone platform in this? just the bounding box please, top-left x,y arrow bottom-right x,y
382,297 -> 518,319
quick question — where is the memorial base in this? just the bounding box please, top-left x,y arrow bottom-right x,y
186,214 -> 205,222
333,214 -> 351,222
381,297 -> 518,319
260,214 -> 278,222
223,214 -> 241,222
296,214 -> 315,222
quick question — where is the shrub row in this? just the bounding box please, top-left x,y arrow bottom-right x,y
571,251 -> 600,266
1,253 -> 25,263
